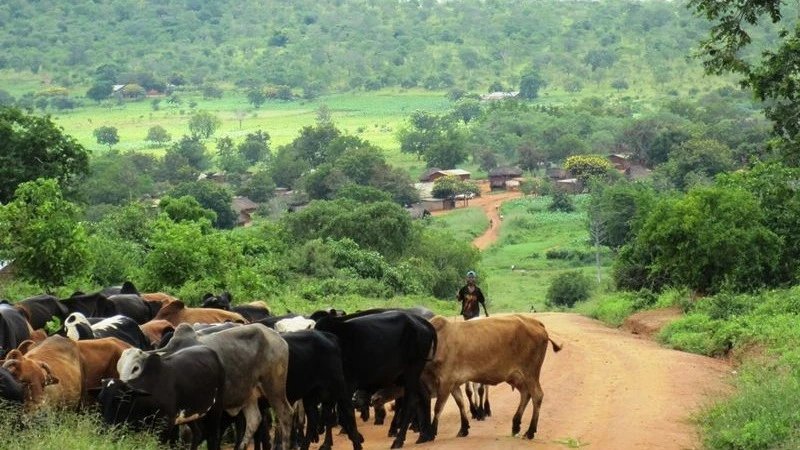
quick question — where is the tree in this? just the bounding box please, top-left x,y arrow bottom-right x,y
689,0 -> 800,164
216,136 -> 248,174
167,135 -> 211,172
517,142 -> 546,172
0,106 -> 90,203
0,179 -> 90,287
145,125 -> 172,147
247,88 -> 267,109
170,181 -> 236,229
93,126 -> 119,149
617,187 -> 781,294
237,130 -> 271,165
564,155 -> 614,184
188,110 -> 222,139
238,170 -> 276,203
86,82 -> 112,102
159,194 -> 217,225
518,71 -> 547,100
657,138 -> 735,190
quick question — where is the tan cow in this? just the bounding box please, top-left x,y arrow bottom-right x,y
152,300 -> 247,327
2,335 -> 83,410
423,314 -> 562,440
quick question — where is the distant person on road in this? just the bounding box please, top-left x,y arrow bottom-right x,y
457,270 -> 488,320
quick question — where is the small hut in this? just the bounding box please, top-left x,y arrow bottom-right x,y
489,166 -> 524,191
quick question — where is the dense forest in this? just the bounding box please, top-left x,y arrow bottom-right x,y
0,0 -> 773,98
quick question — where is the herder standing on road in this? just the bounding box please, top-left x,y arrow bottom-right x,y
457,270 -> 489,320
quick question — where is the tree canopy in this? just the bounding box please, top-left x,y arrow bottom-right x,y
0,106 -> 90,203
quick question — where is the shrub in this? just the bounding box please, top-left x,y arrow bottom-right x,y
548,190 -> 575,212
546,271 -> 593,307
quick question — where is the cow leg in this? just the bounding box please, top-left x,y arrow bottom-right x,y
374,402 -> 387,425
334,393 -> 363,450
524,380 -> 545,439
265,393 -> 294,450
302,400 -> 319,450
512,389 -> 531,436
235,400 -> 262,450
431,383 -> 451,438
414,380 -> 433,444
465,382 -> 479,419
387,398 -> 402,437
390,380 -> 423,449
483,385 -> 491,418
450,385 -> 471,437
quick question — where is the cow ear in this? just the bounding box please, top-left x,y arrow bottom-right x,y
201,293 -> 214,301
3,359 -> 20,376
39,362 -> 59,386
17,340 -> 36,355
5,349 -> 23,361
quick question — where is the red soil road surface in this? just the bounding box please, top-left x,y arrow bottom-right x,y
328,187 -> 733,450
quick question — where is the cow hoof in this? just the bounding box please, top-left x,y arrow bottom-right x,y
457,428 -> 469,438
524,431 -> 536,440
390,440 -> 404,449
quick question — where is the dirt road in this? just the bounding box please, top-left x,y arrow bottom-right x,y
334,312 -> 732,450
329,187 -> 732,450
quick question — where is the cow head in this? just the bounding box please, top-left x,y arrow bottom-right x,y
3,351 -> 59,407
0,366 -> 23,404
64,313 -> 93,341
201,292 -> 231,310
117,348 -> 150,381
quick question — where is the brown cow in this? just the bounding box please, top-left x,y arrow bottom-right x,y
423,314 -> 562,440
76,337 -> 131,398
2,335 -> 83,410
139,319 -> 175,348
152,300 -> 247,327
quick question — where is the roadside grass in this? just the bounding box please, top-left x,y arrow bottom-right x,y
0,406 -> 162,450
428,207 -> 489,242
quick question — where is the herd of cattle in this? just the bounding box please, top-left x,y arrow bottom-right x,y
0,282 -> 562,450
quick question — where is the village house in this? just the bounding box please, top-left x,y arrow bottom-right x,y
488,166 -> 524,191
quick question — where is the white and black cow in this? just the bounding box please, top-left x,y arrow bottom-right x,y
313,309 -> 437,449
0,302 -> 32,358
64,313 -> 153,351
97,345 -> 226,450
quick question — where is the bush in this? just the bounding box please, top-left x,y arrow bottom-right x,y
548,190 -> 575,212
546,271 -> 593,307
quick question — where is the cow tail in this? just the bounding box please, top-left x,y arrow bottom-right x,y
549,336 -> 563,353
427,329 -> 438,361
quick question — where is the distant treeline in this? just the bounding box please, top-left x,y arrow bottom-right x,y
0,0 -> 771,97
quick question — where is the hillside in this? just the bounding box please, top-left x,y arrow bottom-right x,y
0,0 -> 741,98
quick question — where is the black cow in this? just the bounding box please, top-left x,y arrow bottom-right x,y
349,307 -> 434,426
279,330 -> 363,450
107,294 -> 163,324
15,294 -> 67,330
64,313 -> 153,351
0,302 -> 31,357
0,366 -> 23,404
201,292 -> 272,322
97,345 -> 226,450
100,280 -> 140,298
313,309 -> 437,449
60,292 -> 116,318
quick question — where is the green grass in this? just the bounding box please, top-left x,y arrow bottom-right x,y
429,207 -> 490,242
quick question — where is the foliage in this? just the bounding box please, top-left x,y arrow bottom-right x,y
0,106 -> 90,203
716,162 -> 800,285
238,130 -> 271,165
431,176 -> 479,200
159,135 -> 210,181
169,181 -> 236,229
159,195 -> 217,225
548,190 -> 575,212
188,110 -> 222,139
81,150 -> 155,206
92,126 -> 119,149
518,70 -> 546,100
397,111 -> 467,168
587,180 -> 657,250
546,270 -> 593,308
586,292 -> 636,327
616,186 -> 781,294
282,199 -> 413,260
238,170 -> 276,203
0,179 -> 90,287
145,125 -> 171,147
564,155 -> 614,183
689,0 -> 800,165
656,138 -> 735,190
404,227 -> 482,299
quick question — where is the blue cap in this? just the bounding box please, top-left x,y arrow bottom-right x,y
466,270 -> 476,278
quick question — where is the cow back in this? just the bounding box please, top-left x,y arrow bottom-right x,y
77,337 -> 132,395
153,300 -> 247,326
0,303 -> 32,358
16,294 -> 67,330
